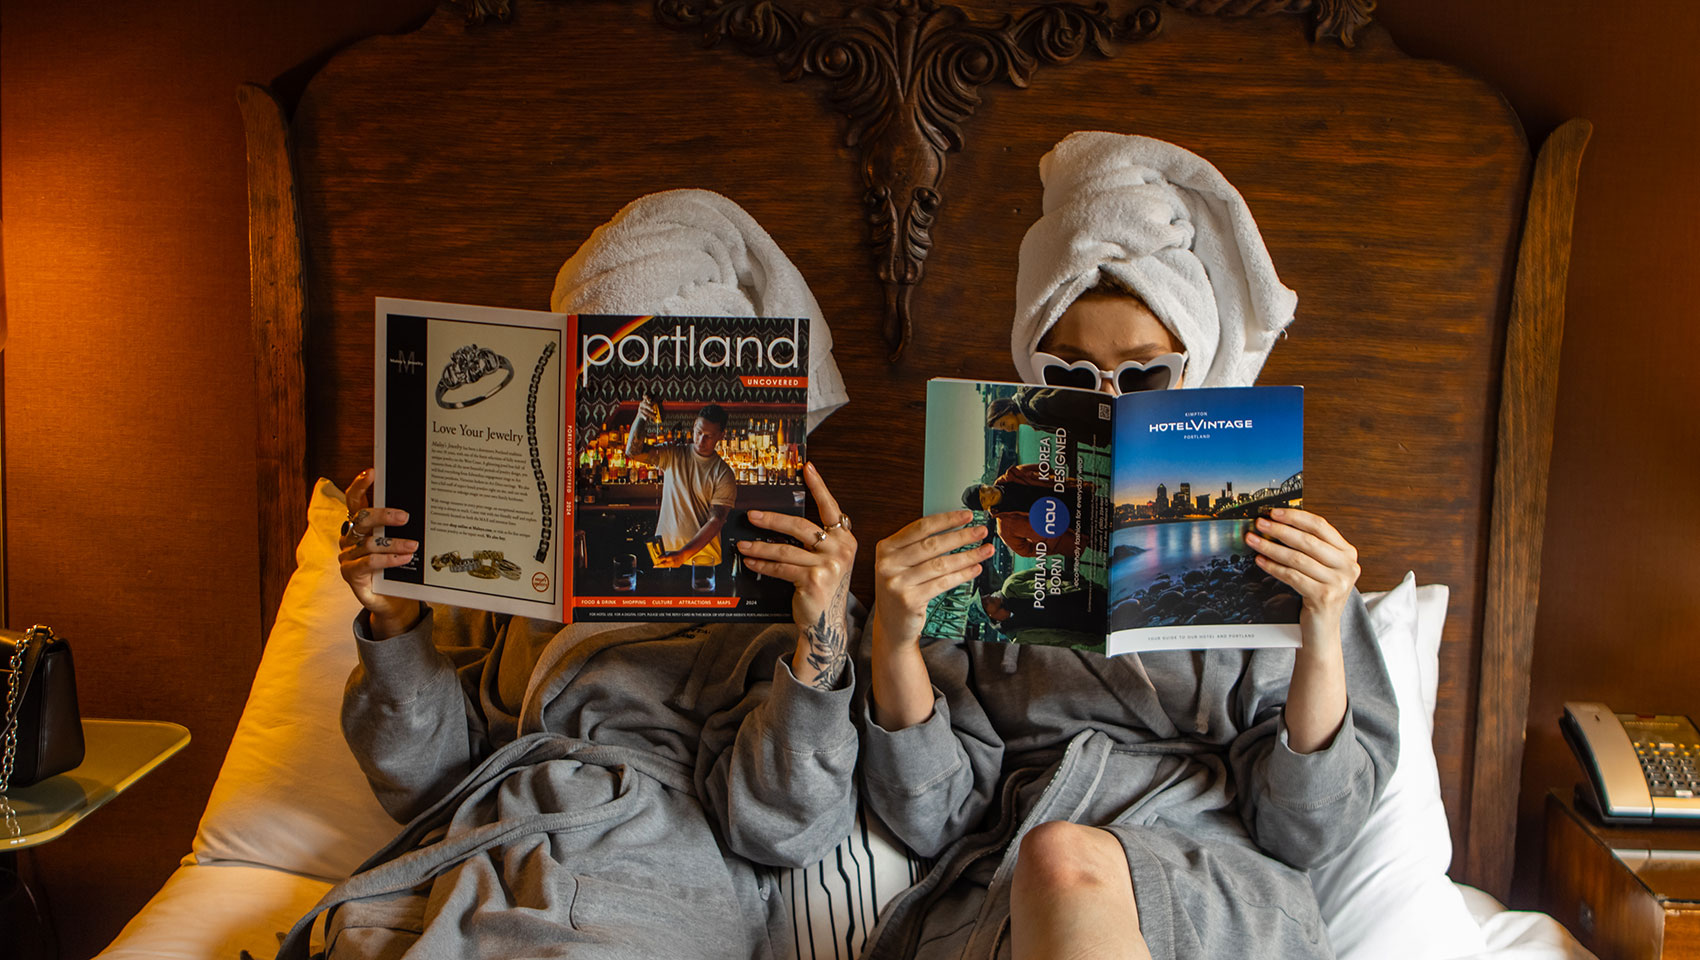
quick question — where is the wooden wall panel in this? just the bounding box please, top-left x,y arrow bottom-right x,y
0,1 -> 433,955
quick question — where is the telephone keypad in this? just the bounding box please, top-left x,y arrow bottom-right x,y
1632,736 -> 1700,798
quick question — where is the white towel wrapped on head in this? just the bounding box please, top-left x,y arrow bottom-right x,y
552,188 -> 849,432
1012,132 -> 1297,389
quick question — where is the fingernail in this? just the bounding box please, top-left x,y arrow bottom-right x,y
738,541 -> 751,549
397,511 -> 410,522
403,540 -> 418,550
1271,508 -> 1285,518
1245,532 -> 1260,544
749,510 -> 764,520
1256,518 -> 1268,529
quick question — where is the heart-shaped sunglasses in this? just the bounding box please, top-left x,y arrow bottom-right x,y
1029,351 -> 1187,395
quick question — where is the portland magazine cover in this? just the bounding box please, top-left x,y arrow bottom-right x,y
571,314 -> 809,621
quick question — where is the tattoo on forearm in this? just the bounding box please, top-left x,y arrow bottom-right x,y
803,575 -> 851,690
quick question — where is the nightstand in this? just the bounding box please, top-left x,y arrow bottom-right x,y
1542,788 -> 1700,960
1,718 -> 190,960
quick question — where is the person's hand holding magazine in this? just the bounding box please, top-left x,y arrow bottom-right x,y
867,511 -> 994,730
1242,506 -> 1362,752
338,467 -> 422,641
737,461 -> 859,691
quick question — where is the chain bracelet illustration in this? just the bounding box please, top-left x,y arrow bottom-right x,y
529,341 -> 557,563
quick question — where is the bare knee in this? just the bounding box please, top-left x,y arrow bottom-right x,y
1012,822 -> 1133,899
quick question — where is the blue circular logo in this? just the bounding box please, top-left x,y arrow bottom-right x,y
1029,496 -> 1070,537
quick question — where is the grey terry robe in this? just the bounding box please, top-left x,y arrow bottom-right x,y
858,592 -> 1398,960
274,606 -> 858,960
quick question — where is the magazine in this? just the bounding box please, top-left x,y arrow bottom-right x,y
373,298 -> 809,622
921,379 -> 1304,654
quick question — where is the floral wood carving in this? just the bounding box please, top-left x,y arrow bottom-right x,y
655,0 -> 1156,357
445,0 -> 1375,356
455,0 -> 514,26
1154,0 -> 1375,47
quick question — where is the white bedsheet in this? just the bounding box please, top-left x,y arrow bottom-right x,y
99,862 -> 328,960
97,862 -> 1596,960
1458,885 -> 1599,960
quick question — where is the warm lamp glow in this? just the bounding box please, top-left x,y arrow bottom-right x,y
1,216 -> 7,627
0,221 -> 7,351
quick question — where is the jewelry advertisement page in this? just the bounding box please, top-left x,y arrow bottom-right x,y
374,298 -> 571,620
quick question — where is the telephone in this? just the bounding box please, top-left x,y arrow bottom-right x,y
1561,702 -> 1700,824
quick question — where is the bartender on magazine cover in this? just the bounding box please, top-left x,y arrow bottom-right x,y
625,395 -> 738,568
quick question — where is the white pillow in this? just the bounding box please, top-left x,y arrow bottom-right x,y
782,807 -> 923,960
1412,577 -> 1445,730
1311,573 -> 1488,960
190,479 -> 400,879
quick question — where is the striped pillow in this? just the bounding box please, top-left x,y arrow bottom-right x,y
781,807 -> 926,960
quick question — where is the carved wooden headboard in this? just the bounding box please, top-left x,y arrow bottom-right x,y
241,0 -> 1587,901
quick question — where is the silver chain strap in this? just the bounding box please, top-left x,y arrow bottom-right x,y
0,795 -> 17,836
0,625 -> 50,794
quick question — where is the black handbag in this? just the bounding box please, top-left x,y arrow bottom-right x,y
0,625 -> 85,791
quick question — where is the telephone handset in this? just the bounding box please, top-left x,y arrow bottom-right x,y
1561,702 -> 1700,824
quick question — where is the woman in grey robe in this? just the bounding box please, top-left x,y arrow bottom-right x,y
273,191 -> 863,960
856,134 -> 1400,960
